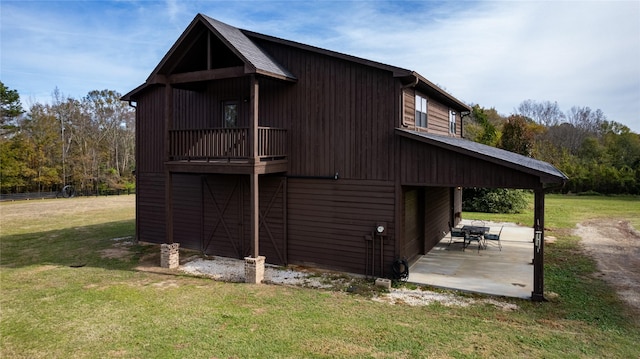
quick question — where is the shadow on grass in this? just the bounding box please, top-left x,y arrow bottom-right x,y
0,219 -> 148,271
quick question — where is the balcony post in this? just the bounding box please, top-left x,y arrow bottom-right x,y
250,75 -> 259,161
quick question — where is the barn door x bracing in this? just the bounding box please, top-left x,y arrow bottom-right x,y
201,175 -> 287,265
257,176 -> 287,266
202,175 -> 244,258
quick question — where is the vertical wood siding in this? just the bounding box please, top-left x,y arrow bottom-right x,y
286,178 -> 395,275
136,86 -> 166,173
400,137 -> 540,188
137,173 -> 165,243
173,78 -> 249,130
423,187 -> 450,252
136,85 -> 166,244
255,41 -> 397,181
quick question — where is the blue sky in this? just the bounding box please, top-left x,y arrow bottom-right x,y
2,0 -> 639,132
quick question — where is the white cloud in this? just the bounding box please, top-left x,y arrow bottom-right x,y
1,0 -> 638,131
313,1 -> 640,130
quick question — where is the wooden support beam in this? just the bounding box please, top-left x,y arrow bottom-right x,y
532,186 -> 546,301
250,172 -> 259,258
249,75 -> 259,160
168,66 -> 245,84
147,74 -> 168,85
249,75 -> 260,258
207,31 -> 211,70
165,172 -> 174,244
164,84 -> 174,244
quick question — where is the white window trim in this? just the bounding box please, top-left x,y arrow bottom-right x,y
415,94 -> 428,128
449,110 -> 456,134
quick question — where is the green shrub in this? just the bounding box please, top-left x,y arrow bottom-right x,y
463,188 -> 529,213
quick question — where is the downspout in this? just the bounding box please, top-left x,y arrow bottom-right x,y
125,98 -> 138,244
400,75 -> 419,128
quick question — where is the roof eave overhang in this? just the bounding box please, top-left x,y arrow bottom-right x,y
121,82 -> 152,102
411,72 -> 471,113
254,68 -> 298,82
395,129 -> 568,186
242,30 -> 412,78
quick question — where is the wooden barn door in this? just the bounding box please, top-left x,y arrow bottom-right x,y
201,174 -> 287,264
201,175 -> 245,258
256,176 -> 287,266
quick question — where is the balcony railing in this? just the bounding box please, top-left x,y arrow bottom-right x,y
169,127 -> 287,161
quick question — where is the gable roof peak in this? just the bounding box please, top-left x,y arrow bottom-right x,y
150,13 -> 295,82
199,15 -> 295,80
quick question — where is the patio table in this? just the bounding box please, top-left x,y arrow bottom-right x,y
461,225 -> 490,251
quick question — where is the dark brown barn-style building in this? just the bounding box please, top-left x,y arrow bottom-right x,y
123,14 -> 566,299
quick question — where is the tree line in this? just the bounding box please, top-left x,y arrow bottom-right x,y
2,81 -> 639,195
1,82 -> 135,194
465,100 -> 640,194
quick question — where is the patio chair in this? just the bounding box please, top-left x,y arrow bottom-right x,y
471,219 -> 485,227
464,233 -> 484,252
484,226 -> 503,251
448,222 -> 467,247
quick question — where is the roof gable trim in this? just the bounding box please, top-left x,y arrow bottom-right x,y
147,14 -> 295,83
200,14 -> 296,81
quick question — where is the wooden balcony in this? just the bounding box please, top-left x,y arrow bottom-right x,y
167,127 -> 288,174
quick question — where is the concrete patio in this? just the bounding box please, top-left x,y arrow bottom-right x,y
408,220 -> 535,299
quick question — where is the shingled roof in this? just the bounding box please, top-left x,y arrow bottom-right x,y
396,129 -> 568,185
200,14 -> 296,81
123,14 -> 469,112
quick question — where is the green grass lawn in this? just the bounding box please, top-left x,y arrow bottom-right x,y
1,195 -> 639,358
465,193 -> 640,230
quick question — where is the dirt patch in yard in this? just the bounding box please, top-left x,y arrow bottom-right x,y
99,248 -> 132,260
574,219 -> 640,316
99,236 -> 136,260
